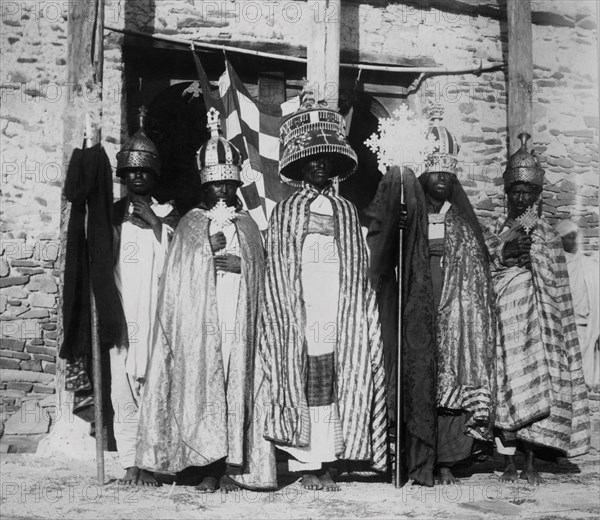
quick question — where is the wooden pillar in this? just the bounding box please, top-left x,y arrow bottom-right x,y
507,0 -> 533,152
57,1 -> 104,407
307,0 -> 341,109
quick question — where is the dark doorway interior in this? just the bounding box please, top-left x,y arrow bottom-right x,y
145,82 -> 208,214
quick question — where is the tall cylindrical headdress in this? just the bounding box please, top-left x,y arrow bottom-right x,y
116,106 -> 161,178
279,89 -> 357,186
503,132 -> 545,191
196,108 -> 242,185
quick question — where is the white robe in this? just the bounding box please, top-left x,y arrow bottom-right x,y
565,251 -> 600,388
114,200 -> 174,380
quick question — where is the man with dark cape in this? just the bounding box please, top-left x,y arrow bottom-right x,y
367,110 -> 496,486
258,91 -> 388,491
136,108 -> 276,492
487,133 -> 589,484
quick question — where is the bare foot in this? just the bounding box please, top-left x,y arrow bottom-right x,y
219,475 -> 239,493
196,476 -> 218,493
520,468 -> 544,485
318,470 -> 340,492
136,469 -> 158,487
120,466 -> 139,485
500,462 -> 518,482
301,474 -> 323,490
436,467 -> 459,485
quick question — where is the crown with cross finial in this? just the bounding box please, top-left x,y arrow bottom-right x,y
423,103 -> 460,176
195,107 -> 242,185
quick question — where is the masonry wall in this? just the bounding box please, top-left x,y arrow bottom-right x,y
1,0 -> 598,430
1,0 -> 66,427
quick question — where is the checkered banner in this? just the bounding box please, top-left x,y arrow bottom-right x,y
218,59 -> 300,231
192,52 -> 353,231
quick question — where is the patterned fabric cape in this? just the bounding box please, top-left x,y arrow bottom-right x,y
260,184 -> 388,472
136,209 -> 277,488
487,217 -> 590,456
367,167 -> 497,486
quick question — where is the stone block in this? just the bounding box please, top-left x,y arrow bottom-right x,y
2,240 -> 33,261
564,129 -> 594,138
25,344 -> 56,357
1,369 -> 54,384
43,330 -> 57,340
584,116 -> 599,129
41,323 -> 56,331
28,292 -> 56,308
0,295 -> 5,313
10,260 -> 39,268
32,354 -> 54,362
0,338 -> 24,352
0,349 -> 30,360
42,362 -> 56,375
28,338 -> 44,346
0,320 -> 42,340
27,273 -> 58,293
0,358 -> 21,370
43,339 -> 57,348
3,399 -> 50,435
32,385 -> 55,394
0,276 -> 30,288
20,360 -> 42,372
6,382 -> 32,392
0,259 -> 9,277
15,268 -> 45,276
7,299 -> 22,306
2,306 -> 27,318
20,309 -> 49,319
1,286 -> 27,298
39,241 -> 59,262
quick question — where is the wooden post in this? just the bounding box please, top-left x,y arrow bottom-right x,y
307,0 -> 341,109
507,0 -> 533,152
58,0 -> 105,484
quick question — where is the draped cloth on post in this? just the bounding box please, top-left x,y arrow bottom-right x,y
367,167 -> 497,486
136,209 -> 277,488
260,184 -> 388,472
487,218 -> 590,456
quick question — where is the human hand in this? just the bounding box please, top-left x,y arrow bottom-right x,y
398,204 -> 408,230
132,200 -> 160,227
209,232 -> 227,253
214,254 -> 241,274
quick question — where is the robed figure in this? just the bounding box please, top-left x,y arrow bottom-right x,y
367,112 -> 496,486
136,109 -> 276,491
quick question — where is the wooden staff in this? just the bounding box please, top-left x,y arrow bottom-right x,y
84,115 -> 105,485
395,170 -> 405,488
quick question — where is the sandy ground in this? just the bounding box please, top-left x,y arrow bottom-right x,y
1,448 -> 599,520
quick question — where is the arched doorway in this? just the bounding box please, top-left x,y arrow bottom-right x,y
145,82 -> 209,214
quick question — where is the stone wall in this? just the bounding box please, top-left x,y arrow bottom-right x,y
1,0 -> 66,427
110,0 -> 599,250
1,0 -> 598,431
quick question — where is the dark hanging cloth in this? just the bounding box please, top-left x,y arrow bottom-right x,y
60,143 -> 125,422
366,166 -> 437,487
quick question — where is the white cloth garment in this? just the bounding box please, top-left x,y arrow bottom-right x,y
210,219 -> 241,378
114,200 -> 173,380
565,251 -> 600,388
279,194 -> 341,472
110,346 -> 142,468
112,199 -> 173,469
428,200 -> 451,240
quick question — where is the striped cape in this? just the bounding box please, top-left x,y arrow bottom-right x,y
488,217 -> 590,456
260,184 -> 388,472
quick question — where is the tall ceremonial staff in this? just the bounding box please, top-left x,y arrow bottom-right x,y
366,107 -> 436,487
